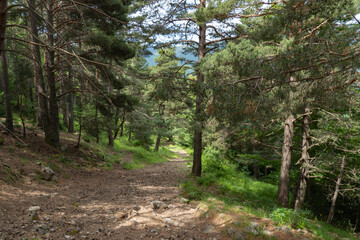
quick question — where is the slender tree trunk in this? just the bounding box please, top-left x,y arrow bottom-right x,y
76,114 -> 82,148
114,109 -> 126,140
29,0 -> 47,128
60,78 -> 68,128
327,120 -> 351,223
76,92 -> 83,148
192,0 -> 206,177
293,108 -> 311,210
67,67 -> 74,133
28,78 -> 34,103
128,119 -> 132,142
253,164 -> 260,179
108,123 -> 114,147
0,0 -> 7,57
354,201 -> 360,232
277,114 -> 295,207
0,40 -> 14,132
19,94 -> 26,138
95,105 -> 99,143
113,108 -> 120,140
107,85 -> 114,147
44,0 -> 59,147
120,110 -> 126,137
154,134 -> 161,152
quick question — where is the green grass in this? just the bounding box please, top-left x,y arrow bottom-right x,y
81,136 -> 178,170
181,153 -> 359,240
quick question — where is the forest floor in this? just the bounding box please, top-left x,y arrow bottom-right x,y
0,128 -> 324,240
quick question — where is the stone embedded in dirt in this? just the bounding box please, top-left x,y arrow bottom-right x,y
32,224 -> 50,235
61,144 -> 69,152
233,231 -> 247,240
228,227 -> 236,235
28,206 -> 41,212
39,166 -> 55,181
128,209 -> 139,218
244,222 -> 260,235
132,205 -> 141,211
115,211 -> 128,219
181,198 -> 190,204
278,225 -> 292,234
27,206 -> 41,219
204,225 -> 215,233
160,197 -> 169,201
263,230 -> 273,236
297,228 -> 309,234
151,200 -> 167,210
40,194 -> 51,198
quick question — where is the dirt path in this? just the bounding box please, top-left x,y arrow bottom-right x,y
0,149 -> 229,240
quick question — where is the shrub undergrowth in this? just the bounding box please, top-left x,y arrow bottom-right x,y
181,147 -> 358,240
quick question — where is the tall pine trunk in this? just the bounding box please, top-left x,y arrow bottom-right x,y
60,78 -> 68,128
95,105 -> 99,143
0,0 -> 7,57
1,40 -> 14,132
67,67 -> 74,133
327,118 -> 351,223
192,0 -> 206,177
128,119 -> 132,142
154,134 -> 161,152
120,110 -> 126,137
277,114 -> 295,207
45,0 -> 59,147
294,108 -> 311,210
107,85 -> 114,147
29,0 -> 47,128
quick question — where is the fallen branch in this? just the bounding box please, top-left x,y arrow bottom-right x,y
0,122 -> 28,146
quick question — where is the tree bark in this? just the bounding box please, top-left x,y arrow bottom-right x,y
120,110 -> 126,137
114,109 -> 126,139
253,163 -> 260,179
67,67 -> 74,133
113,108 -> 120,140
354,200 -> 360,232
29,0 -> 48,128
60,78 -> 68,128
107,89 -> 114,147
154,134 -> 161,152
294,107 -> 311,210
44,0 -> 60,147
192,0 -> 206,177
108,123 -> 114,147
95,105 -> 99,143
128,119 -> 132,142
19,94 -> 26,138
0,0 -> 7,57
327,120 -> 351,223
277,114 -> 295,207
0,40 -> 14,132
76,91 -> 83,148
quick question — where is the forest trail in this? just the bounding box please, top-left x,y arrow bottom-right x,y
0,148 -> 231,240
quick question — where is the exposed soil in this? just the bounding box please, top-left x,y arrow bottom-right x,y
0,129 -> 314,240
